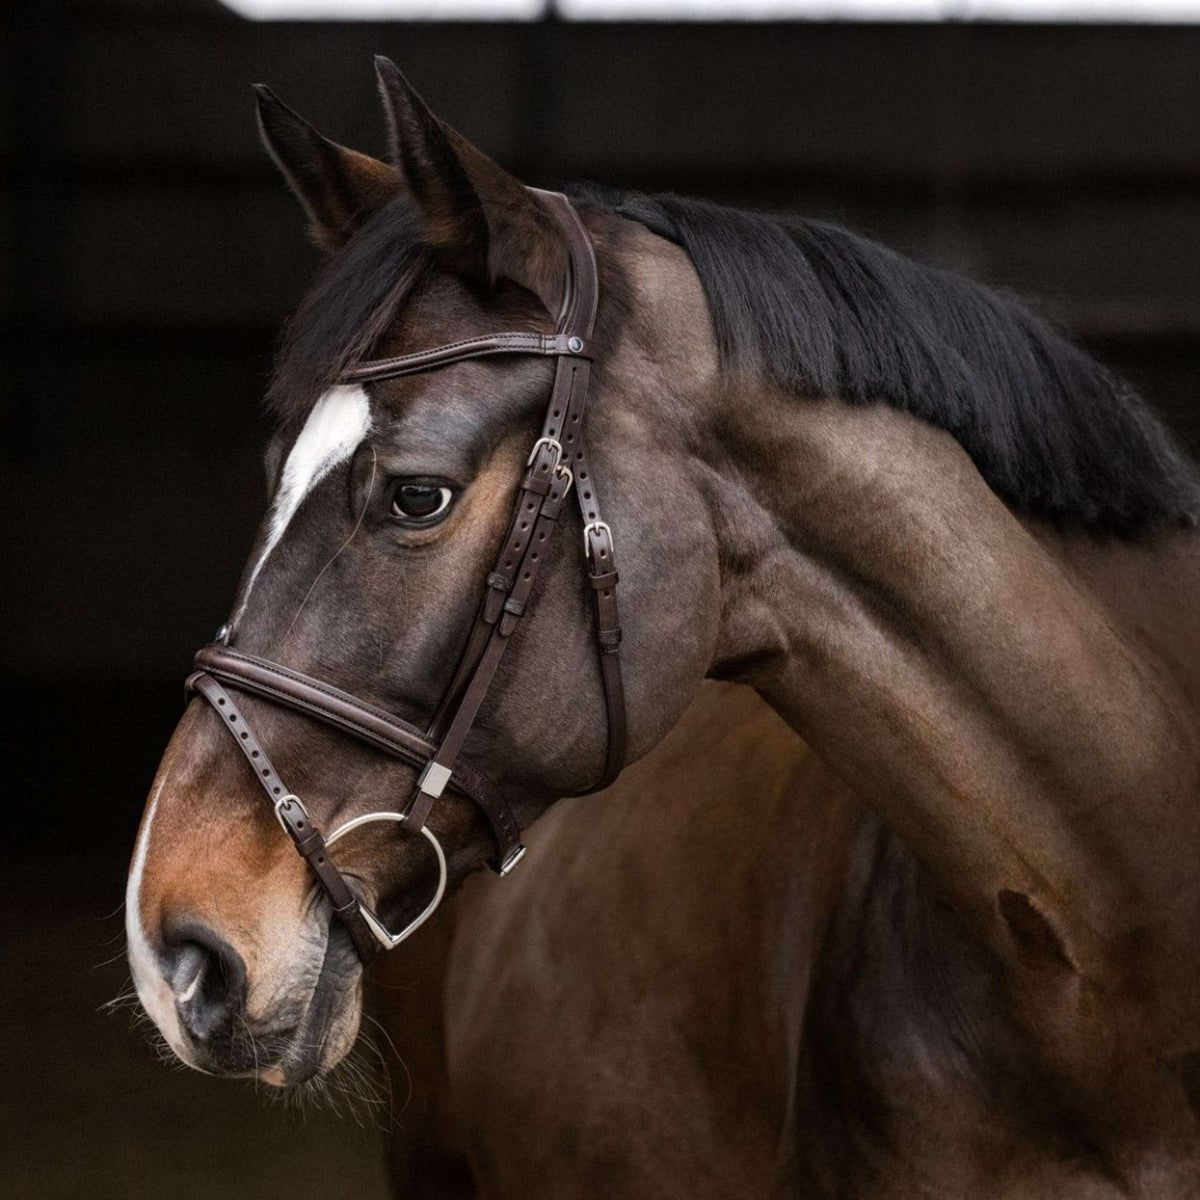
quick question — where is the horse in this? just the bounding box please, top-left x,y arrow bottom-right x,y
126,58 -> 1200,1196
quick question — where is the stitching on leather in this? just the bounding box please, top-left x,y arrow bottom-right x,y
201,655 -> 432,762
212,668 -> 430,764
344,333 -> 559,378
220,672 -> 505,809
385,332 -> 544,360
207,648 -> 423,735
200,651 -> 505,811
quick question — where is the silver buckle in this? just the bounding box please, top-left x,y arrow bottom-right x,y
526,436 -> 563,471
273,793 -> 308,834
583,520 -> 613,561
554,462 -> 574,496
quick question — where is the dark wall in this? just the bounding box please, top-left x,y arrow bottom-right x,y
4,5 -> 1200,846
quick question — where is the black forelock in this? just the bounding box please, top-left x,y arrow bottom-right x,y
268,195 -> 432,420
571,184 -> 1200,534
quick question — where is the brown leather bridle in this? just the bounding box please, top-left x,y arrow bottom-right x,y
184,190 -> 625,963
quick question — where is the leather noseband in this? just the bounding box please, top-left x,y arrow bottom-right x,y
185,190 -> 626,962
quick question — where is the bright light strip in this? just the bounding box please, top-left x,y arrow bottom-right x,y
562,0 -> 945,14
220,0 -> 1200,19
561,0 -> 1200,16
221,0 -> 544,18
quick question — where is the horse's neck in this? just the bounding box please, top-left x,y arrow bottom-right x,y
704,387 -> 1200,979
1028,521 -> 1200,711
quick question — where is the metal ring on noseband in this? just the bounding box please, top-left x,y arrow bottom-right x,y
325,816 -> 448,950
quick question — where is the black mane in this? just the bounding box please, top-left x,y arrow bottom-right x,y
575,186 -> 1199,534
274,184 -> 1199,534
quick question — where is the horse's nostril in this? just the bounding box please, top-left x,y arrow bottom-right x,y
162,918 -> 247,1043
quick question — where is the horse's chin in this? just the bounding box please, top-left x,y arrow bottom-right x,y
277,1004 -> 361,1085
258,931 -> 364,1086
256,1001 -> 362,1086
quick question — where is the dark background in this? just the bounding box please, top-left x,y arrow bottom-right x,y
3,2 -> 1199,1195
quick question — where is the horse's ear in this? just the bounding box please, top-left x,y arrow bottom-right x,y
254,84 -> 399,252
373,56 -> 567,314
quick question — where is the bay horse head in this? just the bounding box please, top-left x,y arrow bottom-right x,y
126,59 -> 720,1083
127,55 -> 1200,1103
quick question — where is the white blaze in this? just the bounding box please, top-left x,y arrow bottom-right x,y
127,385 -> 371,1062
125,774 -> 194,1063
230,385 -> 372,631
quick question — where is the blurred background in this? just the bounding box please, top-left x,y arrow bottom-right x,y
3,1 -> 1199,1195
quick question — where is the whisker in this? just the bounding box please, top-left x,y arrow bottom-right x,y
100,974 -> 142,1016
93,898 -> 128,923
92,943 -> 132,970
361,1011 -> 410,1120
99,989 -> 141,1015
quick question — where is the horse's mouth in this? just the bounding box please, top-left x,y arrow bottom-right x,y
263,921 -> 364,1086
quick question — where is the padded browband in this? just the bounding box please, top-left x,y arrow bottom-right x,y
340,332 -> 591,385
191,643 -> 523,868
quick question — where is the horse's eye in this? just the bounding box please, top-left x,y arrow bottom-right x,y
390,482 -> 455,526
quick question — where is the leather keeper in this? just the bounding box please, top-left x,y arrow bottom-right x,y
483,586 -> 508,624
293,829 -> 325,858
503,596 -> 526,617
597,627 -> 623,650
540,490 -> 567,520
589,569 -> 620,590
522,471 -> 553,498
